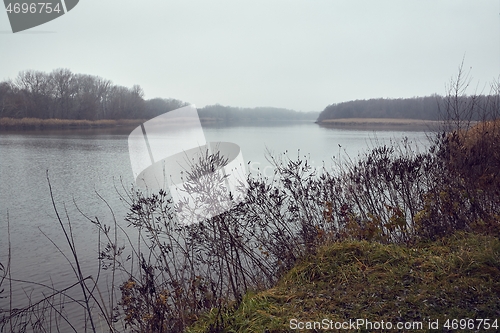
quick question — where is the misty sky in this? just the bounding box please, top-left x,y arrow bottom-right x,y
1,1 -> 499,111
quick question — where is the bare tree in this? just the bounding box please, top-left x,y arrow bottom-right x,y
13,70 -> 54,118
50,68 -> 76,119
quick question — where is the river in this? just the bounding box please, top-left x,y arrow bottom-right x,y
0,121 -> 432,331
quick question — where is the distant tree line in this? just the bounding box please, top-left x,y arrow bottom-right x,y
316,96 -> 446,122
316,95 -> 499,122
0,69 -> 320,123
198,104 -> 319,122
0,69 -> 186,120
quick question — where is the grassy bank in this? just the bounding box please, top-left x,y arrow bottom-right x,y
0,117 -> 145,130
188,232 -> 500,333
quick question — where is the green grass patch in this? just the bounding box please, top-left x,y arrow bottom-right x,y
187,232 -> 500,332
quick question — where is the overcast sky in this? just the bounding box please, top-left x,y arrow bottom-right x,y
1,1 -> 499,111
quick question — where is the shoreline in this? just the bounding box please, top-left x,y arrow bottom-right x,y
0,117 -> 318,131
0,117 -> 146,130
317,118 -> 441,130
0,117 -> 442,131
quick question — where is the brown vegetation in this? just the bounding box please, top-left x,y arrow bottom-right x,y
0,117 -> 145,129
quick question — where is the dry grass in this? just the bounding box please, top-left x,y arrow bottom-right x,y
321,118 -> 435,124
0,117 -> 145,129
187,232 -> 500,333
456,119 -> 500,148
444,119 -> 500,196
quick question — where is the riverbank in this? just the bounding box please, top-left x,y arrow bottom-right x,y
187,120 -> 500,333
0,117 -> 145,130
317,118 -> 441,130
188,232 -> 500,333
0,117 -> 316,130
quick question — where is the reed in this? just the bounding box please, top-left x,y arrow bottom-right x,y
0,117 -> 145,129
